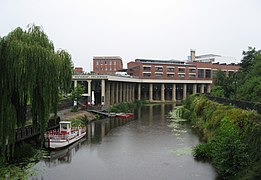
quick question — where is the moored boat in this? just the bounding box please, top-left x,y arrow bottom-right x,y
116,113 -> 134,118
45,121 -> 86,149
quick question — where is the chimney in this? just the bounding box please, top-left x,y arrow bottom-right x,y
191,49 -> 196,61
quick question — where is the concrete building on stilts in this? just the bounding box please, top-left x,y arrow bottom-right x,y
72,52 -> 240,108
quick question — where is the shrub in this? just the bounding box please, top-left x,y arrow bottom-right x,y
193,143 -> 212,160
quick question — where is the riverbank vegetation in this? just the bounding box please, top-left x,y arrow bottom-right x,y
109,100 -> 148,113
0,25 -> 73,163
181,94 -> 261,179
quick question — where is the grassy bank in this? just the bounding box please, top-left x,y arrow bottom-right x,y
181,94 -> 261,179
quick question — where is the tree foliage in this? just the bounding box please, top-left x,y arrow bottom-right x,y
0,25 -> 73,162
212,47 -> 261,102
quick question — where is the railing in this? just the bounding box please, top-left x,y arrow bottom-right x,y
15,117 -> 60,142
205,94 -> 261,114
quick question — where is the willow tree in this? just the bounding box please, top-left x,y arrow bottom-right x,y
0,25 -> 72,162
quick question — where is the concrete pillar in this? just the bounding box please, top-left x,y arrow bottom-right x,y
207,84 -> 211,93
138,83 -> 141,100
183,83 -> 187,100
105,81 -> 110,107
161,83 -> 165,101
132,83 -> 135,102
101,80 -> 105,105
87,80 -> 92,105
115,82 -> 119,104
119,83 -> 123,103
201,84 -> 204,94
111,82 -> 115,105
122,83 -> 125,102
149,83 -> 153,101
193,84 -> 197,94
172,84 -> 176,101
74,80 -> 77,88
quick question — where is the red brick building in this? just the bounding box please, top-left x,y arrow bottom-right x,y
74,67 -> 84,74
127,59 -> 240,80
93,56 -> 123,75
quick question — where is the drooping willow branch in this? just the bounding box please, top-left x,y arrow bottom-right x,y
0,25 -> 73,161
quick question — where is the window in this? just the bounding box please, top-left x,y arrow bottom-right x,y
100,60 -> 103,64
96,66 -> 98,70
167,67 -> 174,72
155,66 -> 163,71
178,68 -> 185,73
105,60 -> 107,64
110,67 -> 112,71
178,74 -> 185,78
228,70 -> 234,76
96,61 -> 99,65
143,73 -> 151,77
212,70 -> 217,78
114,61 -> 117,65
105,67 -> 107,71
109,60 -> 112,65
167,74 -> 174,78
189,68 -> 196,73
143,67 -> 151,71
189,74 -> 196,78
155,73 -> 163,77
205,69 -> 211,78
198,69 -> 204,78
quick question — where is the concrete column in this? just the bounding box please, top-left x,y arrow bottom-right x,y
172,84 -> 176,101
119,83 -> 123,103
111,82 -> 115,105
207,84 -> 211,93
87,80 -> 92,105
149,83 -> 153,101
201,84 -> 204,94
193,84 -> 197,94
138,83 -> 141,100
115,82 -> 119,104
132,83 -> 135,102
74,80 -> 77,88
161,83 -> 165,101
101,79 -> 105,105
105,81 -> 110,107
183,83 -> 187,100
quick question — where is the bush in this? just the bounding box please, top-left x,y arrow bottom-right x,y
193,143 -> 212,160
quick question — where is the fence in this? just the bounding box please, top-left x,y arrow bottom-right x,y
205,94 -> 261,114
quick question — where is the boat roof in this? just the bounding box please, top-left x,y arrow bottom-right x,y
59,121 -> 71,124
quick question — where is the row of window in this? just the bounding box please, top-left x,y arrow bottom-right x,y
96,65 -> 117,71
143,66 -> 196,73
143,73 -> 196,78
96,60 -> 118,65
142,69 -> 235,78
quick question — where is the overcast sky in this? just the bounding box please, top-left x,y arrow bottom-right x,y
1,0 -> 261,71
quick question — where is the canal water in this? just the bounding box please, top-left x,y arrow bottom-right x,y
30,104 -> 217,180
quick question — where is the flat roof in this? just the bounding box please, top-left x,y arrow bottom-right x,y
93,56 -> 122,60
135,59 -> 185,65
59,121 -> 71,124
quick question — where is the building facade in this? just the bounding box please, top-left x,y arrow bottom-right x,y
127,59 -> 239,80
93,56 -> 123,75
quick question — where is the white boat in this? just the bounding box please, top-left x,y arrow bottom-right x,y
45,121 -> 86,149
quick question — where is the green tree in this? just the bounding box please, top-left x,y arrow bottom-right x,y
210,86 -> 225,97
71,84 -> 85,109
0,25 -> 72,162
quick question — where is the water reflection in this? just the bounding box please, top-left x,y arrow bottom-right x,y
42,117 -> 133,168
31,104 -> 216,180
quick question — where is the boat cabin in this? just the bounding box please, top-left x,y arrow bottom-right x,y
59,121 -> 72,134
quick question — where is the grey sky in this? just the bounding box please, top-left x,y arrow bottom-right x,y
1,0 -> 261,72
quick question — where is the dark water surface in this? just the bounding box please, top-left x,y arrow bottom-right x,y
30,104 -> 216,180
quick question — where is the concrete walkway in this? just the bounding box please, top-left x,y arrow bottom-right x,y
57,108 -> 96,121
